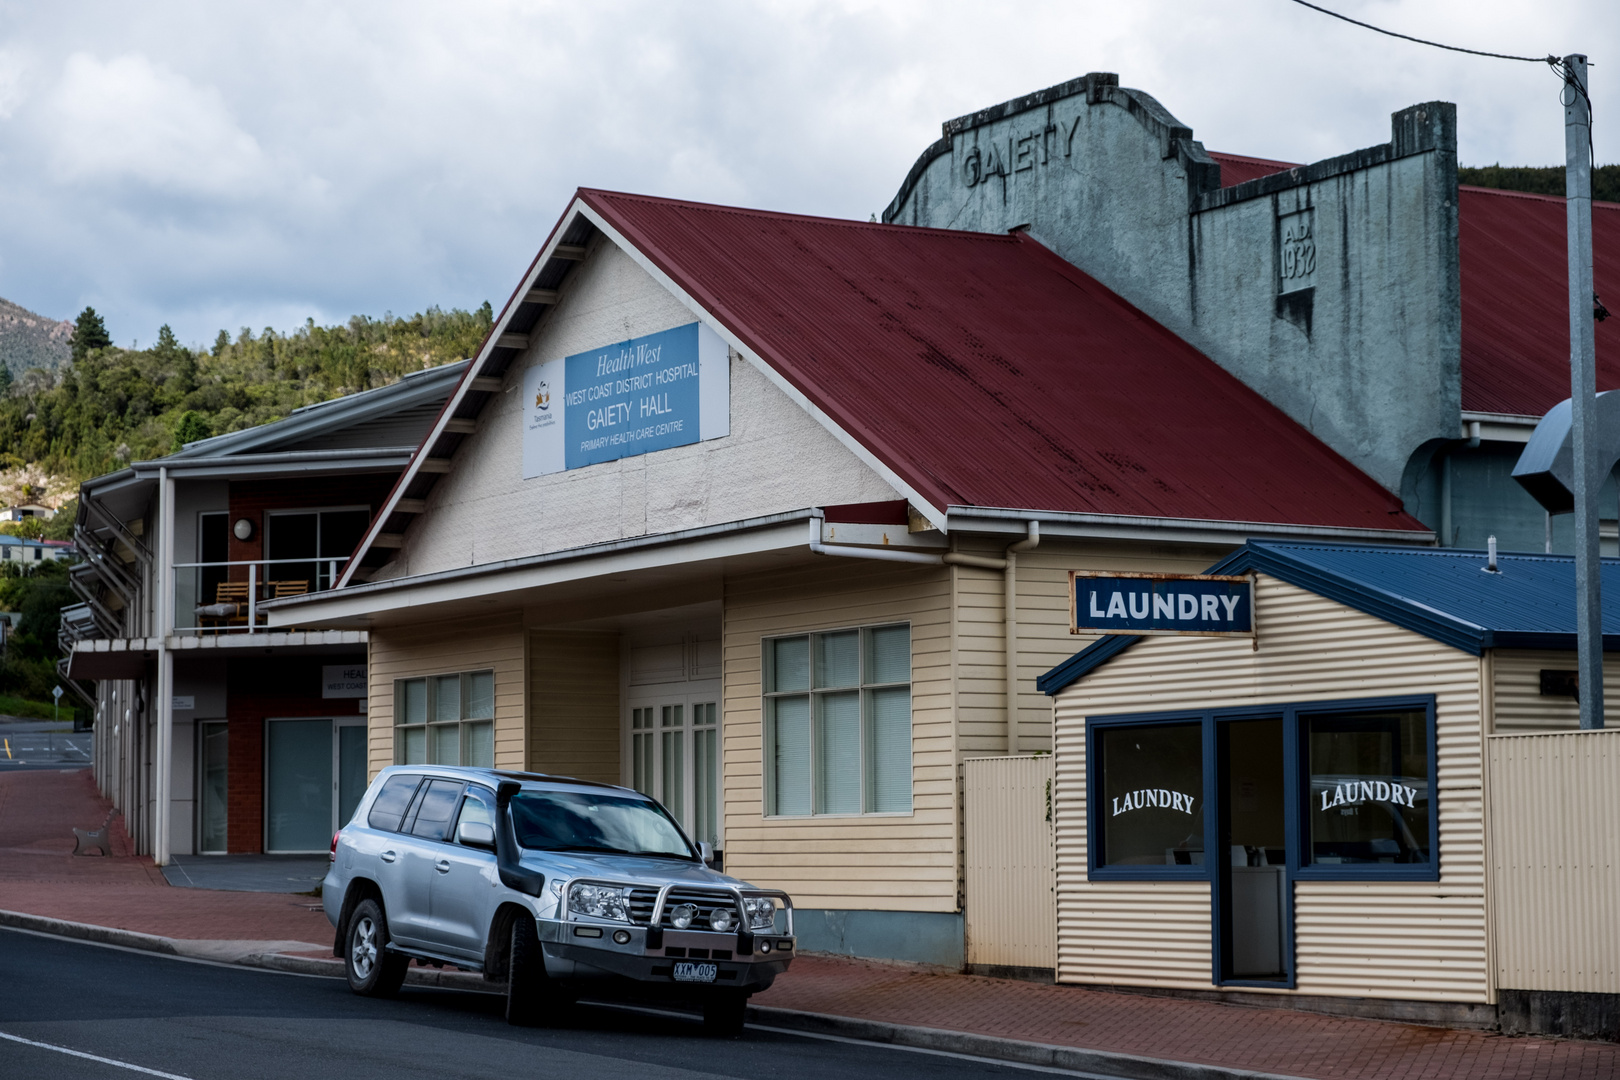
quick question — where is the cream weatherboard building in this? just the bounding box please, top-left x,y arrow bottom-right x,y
264,186 -> 1428,966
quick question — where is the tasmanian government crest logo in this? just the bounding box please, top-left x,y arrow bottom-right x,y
535,381 -> 550,410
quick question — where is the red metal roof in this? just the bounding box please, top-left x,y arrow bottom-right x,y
1459,186 -> 1620,415
1209,152 -> 1296,187
582,190 -> 1420,531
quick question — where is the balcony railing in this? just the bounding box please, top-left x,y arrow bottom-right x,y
172,558 -> 344,634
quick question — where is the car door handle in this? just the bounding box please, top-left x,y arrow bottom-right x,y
434,860 -> 450,874
381,851 -> 396,863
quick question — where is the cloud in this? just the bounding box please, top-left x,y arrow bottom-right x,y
0,0 -> 1611,347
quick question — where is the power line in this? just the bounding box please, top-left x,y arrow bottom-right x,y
1286,0 -> 1553,64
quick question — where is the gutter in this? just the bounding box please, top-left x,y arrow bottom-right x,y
947,506 -> 1436,545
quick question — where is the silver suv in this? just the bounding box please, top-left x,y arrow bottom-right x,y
324,766 -> 794,1034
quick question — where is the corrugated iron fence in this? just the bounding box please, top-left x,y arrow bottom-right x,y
963,754 -> 1056,972
1487,728 -> 1620,994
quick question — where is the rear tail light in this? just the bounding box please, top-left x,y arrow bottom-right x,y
330,830 -> 341,863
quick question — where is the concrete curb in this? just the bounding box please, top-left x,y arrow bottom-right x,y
747,1005 -> 1310,1080
0,909 -> 1308,1080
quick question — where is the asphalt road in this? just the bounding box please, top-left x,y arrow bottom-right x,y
0,721 -> 92,771
0,929 -> 1071,1080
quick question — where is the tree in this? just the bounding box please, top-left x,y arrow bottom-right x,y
172,411 -> 212,451
70,307 -> 112,363
0,365 -> 11,394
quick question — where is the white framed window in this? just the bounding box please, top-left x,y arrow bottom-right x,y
395,670 -> 495,767
763,623 -> 912,817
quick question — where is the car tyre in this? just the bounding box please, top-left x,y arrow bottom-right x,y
506,912 -> 563,1026
346,898 -> 408,997
703,989 -> 749,1037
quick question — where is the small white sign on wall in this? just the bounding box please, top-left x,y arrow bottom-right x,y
322,665 -> 367,699
171,696 -> 195,712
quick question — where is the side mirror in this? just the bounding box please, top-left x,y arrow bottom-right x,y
458,820 -> 496,850
698,841 -> 714,866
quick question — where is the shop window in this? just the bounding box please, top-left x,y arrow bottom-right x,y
395,671 -> 495,768
1093,721 -> 1205,868
764,624 -> 912,816
1303,706 -> 1432,868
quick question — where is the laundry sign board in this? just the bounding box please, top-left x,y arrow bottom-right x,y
522,321 -> 730,478
1070,572 -> 1254,637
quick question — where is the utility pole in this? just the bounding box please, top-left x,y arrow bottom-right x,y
1565,54 -> 1603,729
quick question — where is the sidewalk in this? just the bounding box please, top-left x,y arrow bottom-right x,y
2,769 -> 1615,1080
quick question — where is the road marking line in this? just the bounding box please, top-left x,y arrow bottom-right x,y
0,1030 -> 197,1079
4,738 -> 10,758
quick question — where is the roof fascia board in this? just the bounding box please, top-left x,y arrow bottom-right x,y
337,203 -> 584,586
275,513 -> 813,625
172,360 -> 469,459
130,447 -> 415,480
947,507 -> 1435,545
573,199 -> 952,534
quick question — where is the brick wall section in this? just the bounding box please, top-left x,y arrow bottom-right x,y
225,655 -> 364,853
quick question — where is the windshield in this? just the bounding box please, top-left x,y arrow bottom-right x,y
510,790 -> 694,859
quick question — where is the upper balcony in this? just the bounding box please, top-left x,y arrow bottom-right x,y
175,556 -> 348,634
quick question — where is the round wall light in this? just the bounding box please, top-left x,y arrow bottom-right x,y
232,518 -> 255,541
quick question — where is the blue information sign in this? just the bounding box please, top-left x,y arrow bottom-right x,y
1071,573 -> 1253,637
522,321 -> 730,478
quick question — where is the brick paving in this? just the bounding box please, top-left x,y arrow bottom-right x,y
3,769 -> 1617,1078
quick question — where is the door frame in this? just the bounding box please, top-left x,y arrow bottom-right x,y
1210,710 -> 1297,989
263,715 -> 369,854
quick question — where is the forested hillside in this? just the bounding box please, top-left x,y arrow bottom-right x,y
0,298 -> 72,377
0,303 -> 493,483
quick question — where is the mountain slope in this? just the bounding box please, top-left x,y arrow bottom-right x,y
0,297 -> 71,377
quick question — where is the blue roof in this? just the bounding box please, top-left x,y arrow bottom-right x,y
1037,540 -> 1620,695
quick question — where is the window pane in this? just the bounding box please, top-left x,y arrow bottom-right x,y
1097,723 -> 1204,867
694,702 -> 716,727
401,680 -> 426,725
816,630 -> 859,688
662,704 -> 683,728
400,726 -> 426,765
661,728 -> 685,822
633,730 -> 654,795
771,696 -> 811,815
867,686 -> 912,813
463,721 -> 494,768
431,723 -> 460,766
694,725 -> 719,847
456,790 -> 495,832
434,675 -> 460,723
1307,709 -> 1431,865
817,691 -> 861,814
866,624 -> 910,685
466,671 -> 494,719
770,637 -> 809,693
367,774 -> 419,831
410,779 -> 464,840
318,509 -> 372,559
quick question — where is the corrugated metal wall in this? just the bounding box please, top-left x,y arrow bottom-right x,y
963,754 -> 1055,970
1488,728 -> 1620,993
1052,575 -> 1490,1001
1491,649 -> 1620,733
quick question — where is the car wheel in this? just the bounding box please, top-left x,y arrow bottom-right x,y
506,913 -> 565,1026
346,898 -> 408,997
702,989 -> 749,1037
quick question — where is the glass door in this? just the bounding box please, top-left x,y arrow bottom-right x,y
197,721 -> 229,854
1215,717 -> 1290,983
629,696 -> 720,850
266,716 -> 371,852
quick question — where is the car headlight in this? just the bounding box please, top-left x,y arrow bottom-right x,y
742,896 -> 776,931
670,903 -> 698,930
710,907 -> 736,933
568,882 -> 632,922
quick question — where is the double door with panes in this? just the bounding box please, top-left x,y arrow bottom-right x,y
628,689 -> 719,852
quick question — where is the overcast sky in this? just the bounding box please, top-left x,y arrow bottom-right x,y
0,0 -> 1612,348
